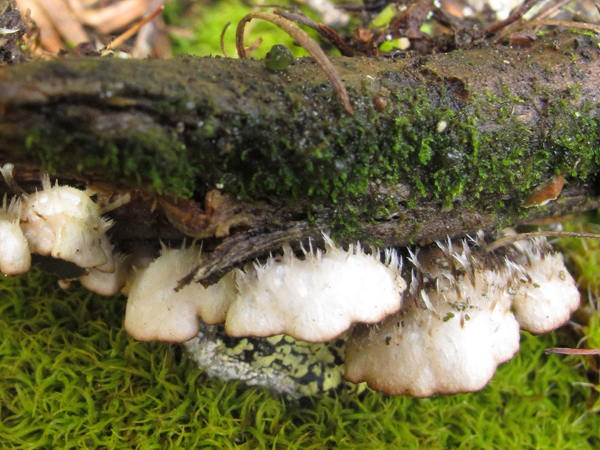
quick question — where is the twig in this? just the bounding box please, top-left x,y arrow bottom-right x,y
220,21 -> 231,57
275,10 -> 354,56
486,231 -> 600,252
245,37 -> 263,57
545,347 -> 600,355
485,0 -> 541,35
532,0 -> 572,21
236,11 -> 353,114
529,19 -> 600,34
106,5 -> 164,51
132,0 -> 165,58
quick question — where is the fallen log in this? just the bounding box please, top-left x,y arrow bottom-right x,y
0,30 -> 599,280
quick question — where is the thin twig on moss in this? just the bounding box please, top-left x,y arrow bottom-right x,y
485,0 -> 540,35
545,347 -> 600,355
486,231 -> 600,252
220,21 -> 231,57
274,11 -> 354,56
235,11 -> 353,114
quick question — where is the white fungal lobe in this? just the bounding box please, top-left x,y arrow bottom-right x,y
0,196 -> 30,275
20,176 -> 113,268
225,238 -> 406,342
344,234 -> 580,397
505,238 -> 580,334
346,300 -> 520,397
79,249 -> 130,297
345,242 -> 521,397
123,237 -> 405,344
0,173 -> 128,297
124,244 -> 237,342
123,231 -> 580,398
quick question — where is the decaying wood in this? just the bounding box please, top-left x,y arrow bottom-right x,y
1,30 -> 599,282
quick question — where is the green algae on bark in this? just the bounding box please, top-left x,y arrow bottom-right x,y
0,31 -> 599,249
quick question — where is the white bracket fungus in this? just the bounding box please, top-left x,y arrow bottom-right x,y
0,172 -> 127,298
224,237 -> 406,342
505,238 -> 580,334
345,243 -> 521,397
0,196 -> 30,275
0,166 -> 583,397
20,176 -> 113,268
343,235 -> 580,397
123,237 -> 405,344
124,244 -> 237,342
79,249 -> 130,297
122,231 -> 580,396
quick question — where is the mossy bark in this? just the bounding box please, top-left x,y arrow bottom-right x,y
1,31 -> 599,280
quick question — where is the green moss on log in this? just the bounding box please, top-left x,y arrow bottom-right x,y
1,32 -> 599,236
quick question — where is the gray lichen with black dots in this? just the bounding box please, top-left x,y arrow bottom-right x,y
185,322 -> 348,398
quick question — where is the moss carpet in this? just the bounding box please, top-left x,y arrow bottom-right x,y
0,265 -> 598,449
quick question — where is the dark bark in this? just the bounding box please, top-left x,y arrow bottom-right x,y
0,31 -> 599,281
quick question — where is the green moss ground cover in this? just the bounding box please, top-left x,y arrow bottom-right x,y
1,2 -> 598,447
0,250 -> 598,449
164,0 -> 326,59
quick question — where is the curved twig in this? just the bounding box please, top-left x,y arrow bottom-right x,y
220,21 -> 231,58
486,231 -> 600,252
274,11 -> 354,57
106,5 -> 164,51
235,11 -> 353,114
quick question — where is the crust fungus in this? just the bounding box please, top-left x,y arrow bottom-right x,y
185,322 -> 348,398
224,237 -> 406,342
